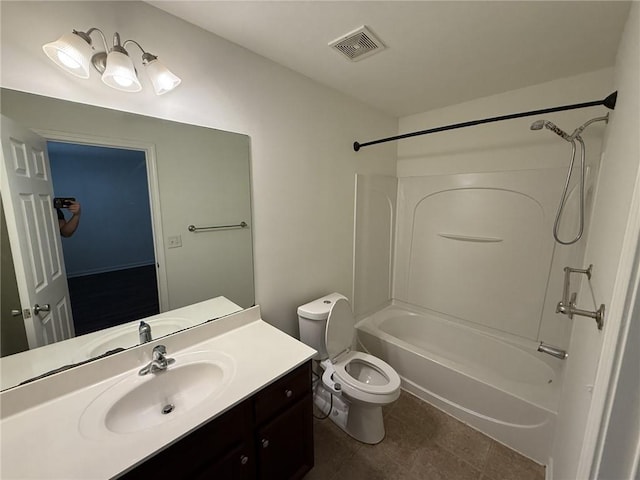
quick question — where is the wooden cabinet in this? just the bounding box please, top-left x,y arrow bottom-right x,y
193,442 -> 255,480
119,361 -> 313,480
253,362 -> 313,479
257,394 -> 313,480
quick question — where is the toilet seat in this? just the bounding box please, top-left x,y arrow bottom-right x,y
322,298 -> 401,405
332,351 -> 401,403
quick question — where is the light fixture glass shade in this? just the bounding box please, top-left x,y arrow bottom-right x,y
101,51 -> 142,92
144,58 -> 181,95
42,32 -> 93,79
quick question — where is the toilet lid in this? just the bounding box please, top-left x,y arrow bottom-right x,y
325,298 -> 355,360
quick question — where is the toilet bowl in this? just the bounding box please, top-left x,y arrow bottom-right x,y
324,351 -> 401,405
297,293 -> 401,444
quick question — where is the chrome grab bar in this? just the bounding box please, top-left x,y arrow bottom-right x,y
188,221 -> 248,232
556,264 -> 604,330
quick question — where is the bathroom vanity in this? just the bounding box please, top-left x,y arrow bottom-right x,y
122,361 -> 313,479
0,306 -> 316,479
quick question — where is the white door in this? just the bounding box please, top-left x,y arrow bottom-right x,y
0,115 -> 74,348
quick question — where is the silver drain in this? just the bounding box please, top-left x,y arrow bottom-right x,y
162,404 -> 175,415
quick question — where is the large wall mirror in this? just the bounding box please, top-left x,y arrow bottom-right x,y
0,88 -> 254,390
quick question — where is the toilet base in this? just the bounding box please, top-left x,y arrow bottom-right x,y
314,383 -> 386,444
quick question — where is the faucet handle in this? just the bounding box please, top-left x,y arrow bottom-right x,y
153,344 -> 167,356
139,344 -> 174,376
153,345 -> 174,366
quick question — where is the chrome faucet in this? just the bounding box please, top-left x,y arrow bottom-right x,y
139,345 -> 175,376
556,265 -> 605,330
139,321 -> 152,344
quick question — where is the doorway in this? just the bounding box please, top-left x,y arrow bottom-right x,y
47,141 -> 160,335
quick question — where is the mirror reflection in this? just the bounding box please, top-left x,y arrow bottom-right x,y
0,88 -> 254,390
48,141 -> 160,336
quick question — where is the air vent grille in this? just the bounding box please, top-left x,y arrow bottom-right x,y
329,26 -> 385,62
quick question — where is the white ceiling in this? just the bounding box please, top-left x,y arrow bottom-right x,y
148,1 -> 631,118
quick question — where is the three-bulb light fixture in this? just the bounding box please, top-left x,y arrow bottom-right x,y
43,28 -> 181,95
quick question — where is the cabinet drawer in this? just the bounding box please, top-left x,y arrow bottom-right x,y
193,441 -> 254,480
254,361 -> 311,425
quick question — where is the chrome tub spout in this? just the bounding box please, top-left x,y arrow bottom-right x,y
537,342 -> 568,360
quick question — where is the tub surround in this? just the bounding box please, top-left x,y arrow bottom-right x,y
0,305 -> 316,479
392,169 -> 595,348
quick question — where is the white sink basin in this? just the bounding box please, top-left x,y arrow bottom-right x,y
79,350 -> 235,439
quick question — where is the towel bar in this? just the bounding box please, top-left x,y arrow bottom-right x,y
188,221 -> 248,232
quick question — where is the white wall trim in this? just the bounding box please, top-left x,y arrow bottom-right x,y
632,441 -> 640,480
575,142 -> 640,478
546,456 -> 554,480
590,203 -> 640,478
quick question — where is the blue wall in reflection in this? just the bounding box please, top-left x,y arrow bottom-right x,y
48,141 -> 155,277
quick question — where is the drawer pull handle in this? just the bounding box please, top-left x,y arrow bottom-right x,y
285,389 -> 293,398
240,455 -> 249,465
261,438 -> 269,449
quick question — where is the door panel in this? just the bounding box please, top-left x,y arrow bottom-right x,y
1,115 -> 74,348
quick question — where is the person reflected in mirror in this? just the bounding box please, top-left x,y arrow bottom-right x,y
57,201 -> 81,237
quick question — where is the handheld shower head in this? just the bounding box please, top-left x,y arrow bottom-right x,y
530,119 -> 572,141
529,113 -> 609,246
546,122 -> 572,141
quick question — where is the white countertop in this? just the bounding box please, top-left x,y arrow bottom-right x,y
0,296 -> 245,391
0,306 -> 316,479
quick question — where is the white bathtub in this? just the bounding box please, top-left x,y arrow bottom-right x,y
356,302 -> 564,464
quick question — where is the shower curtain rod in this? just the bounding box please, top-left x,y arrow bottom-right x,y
353,91 -> 618,152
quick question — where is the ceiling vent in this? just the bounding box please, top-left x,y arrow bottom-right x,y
329,26 -> 385,62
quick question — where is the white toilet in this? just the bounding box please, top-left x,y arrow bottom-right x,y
297,293 -> 401,444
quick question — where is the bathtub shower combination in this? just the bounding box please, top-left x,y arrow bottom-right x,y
352,115 -> 608,464
356,303 -> 561,463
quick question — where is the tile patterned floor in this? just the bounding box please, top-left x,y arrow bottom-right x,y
305,390 -> 545,480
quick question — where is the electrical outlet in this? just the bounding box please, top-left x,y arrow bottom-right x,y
167,235 -> 182,248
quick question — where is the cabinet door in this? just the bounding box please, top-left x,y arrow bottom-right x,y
256,393 -> 313,480
119,399 -> 253,479
193,442 -> 255,480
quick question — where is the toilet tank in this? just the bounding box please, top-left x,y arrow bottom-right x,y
297,293 -> 346,360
